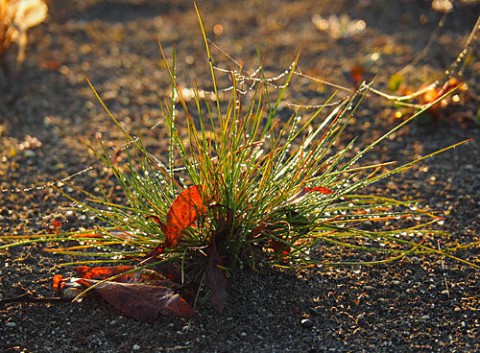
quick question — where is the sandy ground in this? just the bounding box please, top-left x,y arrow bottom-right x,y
1,1 -> 479,352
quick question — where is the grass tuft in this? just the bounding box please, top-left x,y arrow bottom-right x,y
1,2 -> 478,314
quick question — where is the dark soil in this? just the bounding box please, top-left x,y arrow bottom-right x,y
1,1 -> 479,352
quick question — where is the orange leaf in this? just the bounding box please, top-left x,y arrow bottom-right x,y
75,265 -> 135,281
304,186 -> 334,194
165,185 -> 205,247
52,274 -> 64,290
72,233 -> 104,238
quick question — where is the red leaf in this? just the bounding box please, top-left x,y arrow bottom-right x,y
165,185 -> 205,247
74,265 -> 178,286
75,265 -> 135,281
206,243 -> 227,313
270,239 -> 291,257
76,278 -> 195,321
349,65 -> 365,88
304,186 -> 334,194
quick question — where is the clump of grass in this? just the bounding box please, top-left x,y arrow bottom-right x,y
1,3 -> 477,312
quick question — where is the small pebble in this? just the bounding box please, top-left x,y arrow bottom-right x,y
133,344 -> 141,351
420,315 -> 430,321
411,256 -> 420,265
61,287 -> 82,300
392,280 -> 400,286
23,150 -> 36,158
5,322 -> 16,327
300,318 -> 314,328
240,332 -> 248,337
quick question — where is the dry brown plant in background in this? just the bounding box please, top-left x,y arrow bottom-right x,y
0,0 -> 47,67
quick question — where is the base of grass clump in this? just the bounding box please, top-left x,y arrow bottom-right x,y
1,3 -> 477,320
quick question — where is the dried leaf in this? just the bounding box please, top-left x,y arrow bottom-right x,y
269,239 -> 291,259
76,278 -> 195,321
304,186 -> 334,194
74,265 -> 177,286
75,265 -> 135,281
54,265 -> 195,321
165,185 -> 205,247
349,65 -> 365,88
52,274 -> 63,291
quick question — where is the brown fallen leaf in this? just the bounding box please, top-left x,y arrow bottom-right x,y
76,278 -> 196,322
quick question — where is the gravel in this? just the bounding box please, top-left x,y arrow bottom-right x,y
1,0 -> 479,352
